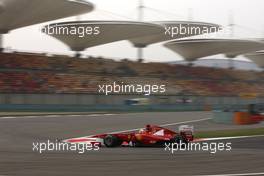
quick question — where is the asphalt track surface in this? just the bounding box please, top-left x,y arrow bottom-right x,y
0,112 -> 263,176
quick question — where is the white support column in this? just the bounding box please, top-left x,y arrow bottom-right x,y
228,11 -> 235,70
137,48 -> 143,60
187,8 -> 193,21
0,34 -> 3,52
137,0 -> 144,60
228,10 -> 235,38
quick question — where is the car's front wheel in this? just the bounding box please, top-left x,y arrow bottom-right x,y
104,135 -> 122,147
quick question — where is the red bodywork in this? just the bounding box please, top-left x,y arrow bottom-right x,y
251,114 -> 264,124
92,125 -> 194,147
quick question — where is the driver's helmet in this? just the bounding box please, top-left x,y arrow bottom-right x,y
146,124 -> 151,132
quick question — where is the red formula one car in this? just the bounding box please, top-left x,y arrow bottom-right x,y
69,125 -> 194,147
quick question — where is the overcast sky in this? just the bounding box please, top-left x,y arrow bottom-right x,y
3,0 -> 264,62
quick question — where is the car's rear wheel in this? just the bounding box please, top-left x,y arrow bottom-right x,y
172,135 -> 188,145
104,135 -> 122,147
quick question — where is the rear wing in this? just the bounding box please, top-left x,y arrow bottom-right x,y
179,125 -> 194,134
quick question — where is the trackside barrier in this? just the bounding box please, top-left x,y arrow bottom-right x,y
213,111 -> 234,124
213,111 -> 263,125
234,112 -> 252,125
0,104 -> 206,112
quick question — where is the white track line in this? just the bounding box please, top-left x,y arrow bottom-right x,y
0,114 -> 117,119
65,117 -> 212,140
108,117 -> 212,134
87,114 -> 102,117
198,172 -> 264,176
197,134 -> 264,142
1,117 -> 17,119
160,118 -> 212,127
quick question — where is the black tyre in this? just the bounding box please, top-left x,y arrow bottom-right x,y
104,135 -> 122,147
172,135 -> 188,145
133,141 -> 144,147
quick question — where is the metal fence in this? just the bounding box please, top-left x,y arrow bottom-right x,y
0,93 -> 263,112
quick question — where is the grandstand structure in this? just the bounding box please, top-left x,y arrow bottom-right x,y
43,21 -> 221,51
165,39 -> 264,62
130,21 -> 221,47
43,21 -> 164,51
172,58 -> 262,71
0,0 -> 94,49
0,0 -> 263,109
0,52 -> 263,106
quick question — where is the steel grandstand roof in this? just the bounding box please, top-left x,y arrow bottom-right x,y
164,39 -> 264,61
43,20 -> 221,51
43,21 -> 164,51
0,0 -> 94,33
130,21 -> 221,47
245,52 -> 264,68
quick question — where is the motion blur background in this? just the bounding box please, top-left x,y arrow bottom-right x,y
5,0 -> 264,62
0,1 -> 264,176
0,0 -> 264,112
